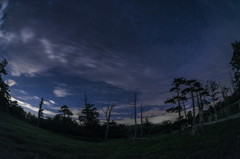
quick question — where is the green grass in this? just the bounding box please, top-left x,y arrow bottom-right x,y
0,112 -> 239,159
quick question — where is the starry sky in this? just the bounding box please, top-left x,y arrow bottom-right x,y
1,0 -> 240,125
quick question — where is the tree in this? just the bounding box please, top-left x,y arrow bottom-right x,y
218,80 -> 231,117
78,92 -> 99,128
58,105 -> 73,134
206,80 -> 220,122
182,79 -> 198,135
9,100 -> 26,119
139,103 -> 150,137
180,91 -> 188,119
194,80 -> 209,130
230,41 -> 240,93
102,101 -> 116,140
37,97 -> 44,127
59,105 -> 72,118
127,92 -> 138,140
165,77 -> 185,133
0,59 -> 10,111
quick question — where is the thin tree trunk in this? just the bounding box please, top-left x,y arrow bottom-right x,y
176,88 -> 182,133
182,101 -> 187,119
140,103 -> 143,137
37,97 -> 43,127
105,119 -> 109,140
134,92 -> 137,139
199,94 -> 204,129
196,93 -> 201,126
191,91 -> 197,135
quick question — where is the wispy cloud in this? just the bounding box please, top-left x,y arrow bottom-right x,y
21,28 -> 34,43
15,95 -> 39,101
53,87 -> 71,97
49,100 -> 56,104
5,79 -> 16,86
11,97 -> 56,116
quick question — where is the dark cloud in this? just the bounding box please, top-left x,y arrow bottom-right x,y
0,0 -> 240,124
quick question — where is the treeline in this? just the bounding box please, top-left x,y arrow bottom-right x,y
0,41 -> 240,139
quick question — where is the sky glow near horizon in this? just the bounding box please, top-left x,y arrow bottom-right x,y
1,0 -> 240,125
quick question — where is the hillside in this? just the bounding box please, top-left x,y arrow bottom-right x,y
0,112 -> 239,159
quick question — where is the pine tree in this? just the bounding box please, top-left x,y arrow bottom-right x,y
165,77 -> 185,133
78,92 -> 99,127
0,59 -> 10,111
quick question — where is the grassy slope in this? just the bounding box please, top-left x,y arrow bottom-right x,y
0,112 -> 239,159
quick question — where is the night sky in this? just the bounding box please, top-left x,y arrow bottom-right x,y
1,0 -> 240,125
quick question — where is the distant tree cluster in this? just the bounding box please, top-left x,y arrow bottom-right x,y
164,41 -> 240,135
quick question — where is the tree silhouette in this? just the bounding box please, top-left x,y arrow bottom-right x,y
194,80 -> 209,130
165,77 -> 185,133
180,91 -> 188,119
102,101 -> 116,140
37,97 -> 44,127
59,105 -> 72,118
230,41 -> 240,93
78,92 -> 99,128
127,92 -> 138,141
0,59 -> 10,111
58,105 -> 73,134
206,80 -> 220,122
182,79 -> 198,134
139,103 -> 150,137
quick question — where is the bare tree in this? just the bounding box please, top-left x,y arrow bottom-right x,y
102,101 -> 116,140
218,80 -> 230,117
133,92 -> 137,140
127,92 -> 138,141
139,103 -> 150,137
206,80 -> 220,122
37,97 -> 44,127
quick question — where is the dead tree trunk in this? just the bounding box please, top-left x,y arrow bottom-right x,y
102,101 -> 116,140
134,92 -> 137,139
37,97 -> 44,127
140,103 -> 143,137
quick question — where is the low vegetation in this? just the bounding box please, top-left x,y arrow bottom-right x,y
0,111 -> 239,159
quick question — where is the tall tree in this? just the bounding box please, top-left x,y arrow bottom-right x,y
0,59 -> 10,111
194,81 -> 209,130
102,101 -> 116,140
206,80 -> 220,122
127,92 -> 138,141
59,105 -> 72,118
180,91 -> 188,119
37,97 -> 44,127
78,92 -> 99,127
230,41 -> 240,93
165,77 -> 185,133
218,80 -> 230,117
182,79 -> 198,135
58,105 -> 73,134
139,103 -> 150,137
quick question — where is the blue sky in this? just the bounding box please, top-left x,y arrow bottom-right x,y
1,0 -> 240,125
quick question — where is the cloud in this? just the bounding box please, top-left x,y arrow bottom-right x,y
5,79 -> 16,86
15,95 -> 39,101
0,0 -> 9,29
43,100 -> 56,106
21,28 -> 34,43
43,101 -> 52,107
49,100 -> 56,104
11,97 -> 56,116
53,87 -> 71,97
9,58 -> 47,77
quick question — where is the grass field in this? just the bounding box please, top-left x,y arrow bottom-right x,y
0,112 -> 239,159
